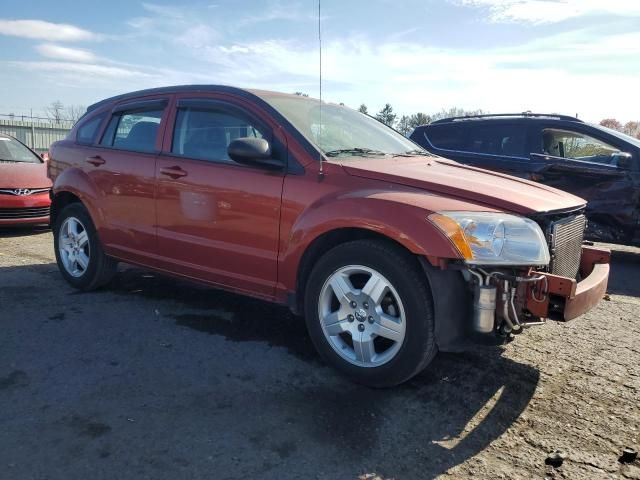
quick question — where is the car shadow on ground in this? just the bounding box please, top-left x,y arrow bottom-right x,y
607,249 -> 640,297
1,261 -> 540,478
101,268 -> 540,477
0,225 -> 50,238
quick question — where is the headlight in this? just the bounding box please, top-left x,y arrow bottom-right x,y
428,211 -> 550,266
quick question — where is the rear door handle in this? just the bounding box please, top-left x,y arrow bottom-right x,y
86,155 -> 105,166
160,166 -> 188,179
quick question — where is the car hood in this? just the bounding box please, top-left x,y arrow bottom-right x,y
341,156 -> 586,215
0,161 -> 51,189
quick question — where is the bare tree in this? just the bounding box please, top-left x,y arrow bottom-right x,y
600,118 -> 622,131
623,121 -> 640,138
66,105 -> 86,123
46,100 -> 65,124
431,107 -> 484,122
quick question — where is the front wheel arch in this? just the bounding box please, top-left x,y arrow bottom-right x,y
295,228 -> 425,315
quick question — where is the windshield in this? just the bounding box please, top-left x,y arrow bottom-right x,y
0,136 -> 41,163
256,93 -> 424,158
590,123 -> 640,150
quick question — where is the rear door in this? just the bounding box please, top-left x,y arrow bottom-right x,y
154,95 -> 286,298
415,122 -> 531,176
530,125 -> 639,240
89,96 -> 171,260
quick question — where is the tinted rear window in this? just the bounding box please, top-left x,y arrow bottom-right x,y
421,125 -> 468,150
467,124 -> 527,156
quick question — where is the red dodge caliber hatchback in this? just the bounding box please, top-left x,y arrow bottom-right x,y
0,134 -> 51,226
48,86 -> 610,387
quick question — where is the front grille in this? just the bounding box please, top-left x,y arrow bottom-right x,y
547,214 -> 586,278
0,188 -> 51,196
0,206 -> 50,219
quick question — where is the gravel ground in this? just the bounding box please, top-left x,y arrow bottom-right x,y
0,228 -> 638,480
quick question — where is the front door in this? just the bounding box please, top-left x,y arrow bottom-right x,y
530,126 -> 639,242
155,97 -> 285,298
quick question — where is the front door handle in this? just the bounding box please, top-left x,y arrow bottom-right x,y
86,155 -> 105,166
160,166 -> 188,179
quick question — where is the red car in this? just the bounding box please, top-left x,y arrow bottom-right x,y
48,86 -> 610,387
0,134 -> 51,226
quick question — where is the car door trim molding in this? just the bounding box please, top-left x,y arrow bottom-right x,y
112,98 -> 169,114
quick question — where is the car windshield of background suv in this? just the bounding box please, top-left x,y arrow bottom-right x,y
0,137 -> 40,163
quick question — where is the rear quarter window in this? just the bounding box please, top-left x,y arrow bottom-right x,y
422,124 -> 468,150
76,113 -> 105,145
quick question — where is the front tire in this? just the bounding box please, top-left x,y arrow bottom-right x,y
53,203 -> 117,291
304,240 -> 436,387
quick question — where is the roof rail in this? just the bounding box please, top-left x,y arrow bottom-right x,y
430,112 -> 583,124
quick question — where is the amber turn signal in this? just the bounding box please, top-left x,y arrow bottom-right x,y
428,213 -> 474,260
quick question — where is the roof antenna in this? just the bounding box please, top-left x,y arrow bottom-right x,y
317,0 -> 325,179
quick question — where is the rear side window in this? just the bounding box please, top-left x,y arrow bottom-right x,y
467,124 -> 527,157
172,107 -> 265,163
101,109 -> 163,153
76,114 -> 105,145
422,125 -> 468,151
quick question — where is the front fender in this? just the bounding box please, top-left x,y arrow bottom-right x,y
278,188 -> 466,291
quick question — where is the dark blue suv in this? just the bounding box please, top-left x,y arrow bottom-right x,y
410,113 -> 640,246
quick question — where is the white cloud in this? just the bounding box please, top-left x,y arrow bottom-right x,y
237,1 -> 318,27
456,0 -> 640,24
174,29 -> 640,122
10,61 -> 152,80
35,44 -> 96,62
0,19 -> 97,41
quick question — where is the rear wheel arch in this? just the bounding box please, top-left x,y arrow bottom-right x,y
50,191 -> 82,227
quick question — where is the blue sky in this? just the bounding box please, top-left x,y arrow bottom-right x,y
0,0 -> 638,122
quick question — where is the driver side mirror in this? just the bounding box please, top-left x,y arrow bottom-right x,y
227,137 -> 283,169
610,152 -> 632,170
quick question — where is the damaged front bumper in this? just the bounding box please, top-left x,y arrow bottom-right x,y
525,246 -> 610,321
467,245 -> 611,338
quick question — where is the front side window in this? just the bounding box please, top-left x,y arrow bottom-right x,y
0,136 -> 40,163
542,128 -> 619,164
172,107 -> 264,163
101,109 -> 163,153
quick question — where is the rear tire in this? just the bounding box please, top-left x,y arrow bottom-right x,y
53,203 -> 117,291
304,239 -> 437,387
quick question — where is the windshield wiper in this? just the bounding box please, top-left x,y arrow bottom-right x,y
392,149 -> 432,157
325,148 -> 388,157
